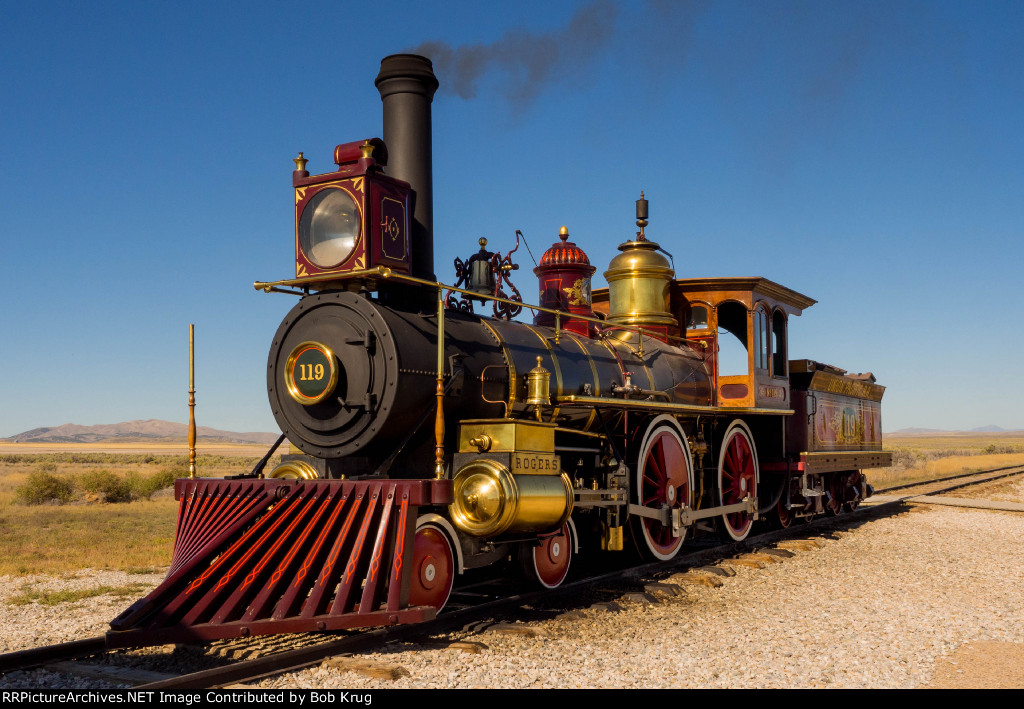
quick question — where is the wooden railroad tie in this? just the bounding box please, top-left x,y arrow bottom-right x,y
736,552 -> 783,564
756,547 -> 796,559
416,639 -> 489,654
695,565 -> 736,577
322,656 -> 411,680
644,581 -> 684,597
720,557 -> 767,569
666,572 -> 723,588
483,623 -> 545,637
775,539 -> 827,551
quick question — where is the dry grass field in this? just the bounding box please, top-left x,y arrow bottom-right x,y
871,431 -> 1024,488
0,442 -> 278,576
1,433 -> 1021,578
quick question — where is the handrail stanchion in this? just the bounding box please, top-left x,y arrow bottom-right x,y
188,324 -> 197,478
434,286 -> 446,480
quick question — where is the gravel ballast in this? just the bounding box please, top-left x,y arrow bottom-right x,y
3,482 -> 1023,689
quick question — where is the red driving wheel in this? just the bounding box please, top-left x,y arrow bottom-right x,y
632,416 -> 692,561
718,421 -> 758,541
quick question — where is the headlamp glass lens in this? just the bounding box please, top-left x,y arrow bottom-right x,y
300,189 -> 360,268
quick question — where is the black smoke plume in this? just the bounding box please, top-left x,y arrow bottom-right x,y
410,1 -> 618,106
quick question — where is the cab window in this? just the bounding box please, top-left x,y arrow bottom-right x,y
716,301 -> 748,377
754,305 -> 770,370
772,309 -> 787,377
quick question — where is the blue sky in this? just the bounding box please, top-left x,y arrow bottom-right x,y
1,0 -> 1021,437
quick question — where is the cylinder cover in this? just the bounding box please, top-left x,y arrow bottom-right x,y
449,458 -> 573,537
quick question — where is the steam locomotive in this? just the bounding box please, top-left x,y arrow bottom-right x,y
107,55 -> 890,647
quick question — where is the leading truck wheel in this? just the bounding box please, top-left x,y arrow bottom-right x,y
776,495 -> 794,529
520,520 -> 575,589
718,421 -> 758,542
408,523 -> 455,612
631,415 -> 693,561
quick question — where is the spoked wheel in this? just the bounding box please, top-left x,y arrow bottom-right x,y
718,421 -> 758,541
831,473 -> 864,512
776,495 -> 794,529
409,522 -> 456,612
520,520 -> 574,589
838,471 -> 863,512
631,415 -> 693,561
825,473 -> 845,516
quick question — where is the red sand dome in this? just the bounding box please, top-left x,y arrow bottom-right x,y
533,226 -> 597,337
537,226 -> 593,269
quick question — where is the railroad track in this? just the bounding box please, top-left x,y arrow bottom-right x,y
4,463 -> 1023,689
874,463 -> 1024,495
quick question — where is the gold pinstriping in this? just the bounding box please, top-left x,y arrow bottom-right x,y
559,331 -> 599,431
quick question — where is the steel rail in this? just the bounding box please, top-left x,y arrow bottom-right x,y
0,636 -> 108,674
875,464 -> 1024,494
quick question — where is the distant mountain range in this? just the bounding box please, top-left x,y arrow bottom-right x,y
4,420 -> 1019,444
887,425 -> 1019,435
3,419 -> 279,445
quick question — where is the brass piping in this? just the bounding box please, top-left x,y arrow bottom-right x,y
558,395 -> 794,416
479,319 -> 517,410
554,427 -> 608,439
254,269 -> 705,350
254,267 -> 393,292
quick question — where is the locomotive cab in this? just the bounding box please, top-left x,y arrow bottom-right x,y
592,275 -> 815,411
669,277 -> 816,410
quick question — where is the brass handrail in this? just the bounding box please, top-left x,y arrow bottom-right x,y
254,268 -> 705,353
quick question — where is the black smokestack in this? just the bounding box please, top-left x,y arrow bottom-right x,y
375,54 -> 439,282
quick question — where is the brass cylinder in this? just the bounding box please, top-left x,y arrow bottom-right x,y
603,239 -> 676,330
449,458 -> 573,537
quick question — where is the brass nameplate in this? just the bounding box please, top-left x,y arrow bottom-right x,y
510,453 -> 561,475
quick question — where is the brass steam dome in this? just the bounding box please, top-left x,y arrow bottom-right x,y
602,193 -> 676,333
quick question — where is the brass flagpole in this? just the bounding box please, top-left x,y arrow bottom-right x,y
188,324 -> 197,478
